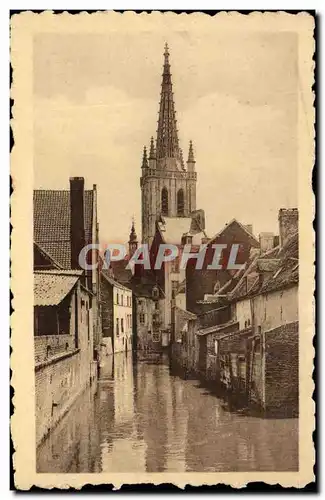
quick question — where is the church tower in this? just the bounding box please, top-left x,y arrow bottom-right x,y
128,218 -> 138,257
140,43 -> 197,245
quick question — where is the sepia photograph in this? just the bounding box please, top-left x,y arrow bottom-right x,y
10,10 -> 315,489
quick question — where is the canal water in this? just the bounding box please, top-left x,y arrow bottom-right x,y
37,352 -> 298,473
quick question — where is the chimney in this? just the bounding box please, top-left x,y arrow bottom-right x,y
70,177 -> 85,269
278,208 -> 298,248
259,232 -> 275,253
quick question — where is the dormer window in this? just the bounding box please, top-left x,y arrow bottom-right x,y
152,285 -> 159,301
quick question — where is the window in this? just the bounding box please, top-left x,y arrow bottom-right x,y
177,188 -> 185,216
116,292 -> 119,305
140,313 -> 145,324
34,307 -> 58,336
171,256 -> 179,273
121,318 -> 124,333
116,318 -> 119,336
153,331 -> 160,342
161,187 -> 168,216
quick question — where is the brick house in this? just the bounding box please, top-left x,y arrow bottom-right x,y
185,219 -> 259,315
34,269 -> 96,445
34,177 -> 102,351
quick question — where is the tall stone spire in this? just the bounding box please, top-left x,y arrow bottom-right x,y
156,43 -> 180,160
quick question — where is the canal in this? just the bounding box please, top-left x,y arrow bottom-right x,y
37,352 -> 298,473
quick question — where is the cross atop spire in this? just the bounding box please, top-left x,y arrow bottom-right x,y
156,43 -> 180,160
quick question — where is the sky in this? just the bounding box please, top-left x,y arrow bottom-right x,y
33,27 -> 298,245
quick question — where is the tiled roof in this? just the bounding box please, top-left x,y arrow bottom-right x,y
197,320 -> 239,337
34,271 -> 82,306
33,189 -> 94,269
175,306 -> 197,320
34,241 -> 63,269
110,259 -> 133,285
229,232 -> 298,300
256,259 -> 281,273
101,271 -> 131,291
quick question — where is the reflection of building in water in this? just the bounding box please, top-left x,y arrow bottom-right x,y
113,353 -> 135,425
134,362 -> 190,472
37,383 -> 101,473
133,363 -> 167,472
37,350 -> 298,474
183,381 -> 298,472
99,353 -> 146,472
164,375 -> 188,472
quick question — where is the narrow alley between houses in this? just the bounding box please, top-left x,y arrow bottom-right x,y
37,352 -> 298,474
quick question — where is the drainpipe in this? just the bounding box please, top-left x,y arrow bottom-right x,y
169,291 -> 176,364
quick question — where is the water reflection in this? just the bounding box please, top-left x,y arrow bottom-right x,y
37,352 -> 298,472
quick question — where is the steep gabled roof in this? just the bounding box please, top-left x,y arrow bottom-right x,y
34,189 -> 94,269
101,271 -> 132,292
110,259 -> 133,285
34,241 -> 63,269
208,218 -> 259,248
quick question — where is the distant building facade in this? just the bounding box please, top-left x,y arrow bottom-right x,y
101,273 -> 133,355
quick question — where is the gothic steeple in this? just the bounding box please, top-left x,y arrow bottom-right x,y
128,218 -> 138,257
156,43 -> 180,160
